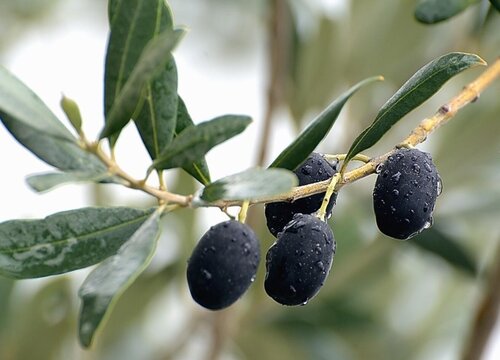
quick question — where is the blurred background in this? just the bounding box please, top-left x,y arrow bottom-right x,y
0,0 -> 499,359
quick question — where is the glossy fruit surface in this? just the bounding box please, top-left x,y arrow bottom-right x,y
265,153 -> 338,237
187,220 -> 260,310
373,148 -> 441,240
265,213 -> 335,306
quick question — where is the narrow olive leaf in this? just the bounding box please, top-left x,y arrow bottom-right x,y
129,0 -> 178,159
104,0 -> 174,146
175,96 -> 211,185
107,0 -> 121,24
26,171 -> 123,193
415,0 -> 479,24
198,168 -> 298,203
152,115 -> 251,171
269,76 -> 382,170
60,94 -> 83,133
134,59 -> 178,160
100,29 -> 185,140
1,114 -> 107,173
490,0 -> 500,11
0,66 -> 74,141
411,227 -> 477,276
0,207 -> 154,279
78,210 -> 160,348
343,53 -> 485,171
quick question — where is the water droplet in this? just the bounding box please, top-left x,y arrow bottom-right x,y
396,153 -> 405,160
412,180 -> 419,188
423,220 -> 432,229
380,199 -> 386,205
301,165 -> 312,175
437,177 -> 443,196
209,246 -> 216,253
424,162 -> 432,172
231,237 -> 237,243
412,163 -> 421,174
318,169 -> 324,175
388,155 -> 394,162
375,163 -> 384,174
250,275 -> 256,282
202,269 -> 212,280
316,261 -> 325,271
404,218 -> 411,224
311,225 -> 322,232
242,242 -> 251,255
391,172 -> 401,184
404,191 -> 413,199
390,206 -> 396,214
295,220 -> 306,229
289,285 -> 297,294
423,202 -> 429,213
297,262 -> 303,268
301,300 -> 309,306
392,189 -> 399,197
382,170 -> 389,178
411,155 -> 417,161
315,244 -> 322,255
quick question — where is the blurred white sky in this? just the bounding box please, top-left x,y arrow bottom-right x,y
0,1 -> 498,359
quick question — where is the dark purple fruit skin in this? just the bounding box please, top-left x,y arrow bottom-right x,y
373,148 -> 441,240
264,213 -> 335,306
265,153 -> 338,237
187,220 -> 260,310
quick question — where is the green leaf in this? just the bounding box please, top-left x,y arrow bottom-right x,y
490,0 -> 500,11
175,96 -> 211,185
411,227 -> 477,276
0,66 -> 74,141
0,207 -> 154,279
78,210 -> 160,348
343,53 -> 485,170
100,28 -> 185,140
26,171 -> 122,193
152,114 -> 251,171
269,76 -> 382,170
1,114 -> 107,173
129,0 -> 178,160
198,168 -> 298,203
415,0 -> 479,24
104,0 -> 173,128
107,0 -> 121,24
103,0 -> 176,145
134,59 -> 178,160
60,94 -> 83,133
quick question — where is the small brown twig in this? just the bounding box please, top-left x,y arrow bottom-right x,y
255,0 -> 290,167
461,240 -> 500,360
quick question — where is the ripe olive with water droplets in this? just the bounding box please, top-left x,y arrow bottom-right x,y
373,148 -> 441,240
265,153 -> 338,237
186,220 -> 260,310
265,213 -> 335,306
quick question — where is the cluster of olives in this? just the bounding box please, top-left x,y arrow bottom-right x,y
186,149 -> 441,310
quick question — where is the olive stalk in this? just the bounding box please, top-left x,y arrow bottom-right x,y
82,58 -> 500,210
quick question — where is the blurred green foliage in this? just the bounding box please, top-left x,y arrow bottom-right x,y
0,0 -> 499,359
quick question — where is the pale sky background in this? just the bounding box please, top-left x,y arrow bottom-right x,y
0,1 -> 498,359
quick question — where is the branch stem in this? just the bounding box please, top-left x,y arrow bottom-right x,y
84,58 -> 500,210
